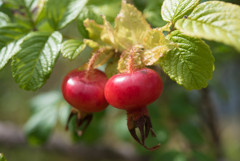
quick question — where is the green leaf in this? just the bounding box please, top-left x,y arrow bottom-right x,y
161,0 -> 200,23
0,39 -> 23,70
11,31 -> 62,91
0,12 -> 10,26
46,0 -> 88,30
0,24 -> 29,49
0,24 -> 29,70
61,39 -> 89,60
0,153 -> 7,161
159,30 -> 214,90
24,91 -> 70,145
114,1 -> 151,49
77,7 -> 103,39
175,1 -> 240,52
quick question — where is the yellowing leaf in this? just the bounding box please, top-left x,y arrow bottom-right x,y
93,48 -> 114,68
142,29 -> 171,65
114,1 -> 151,49
143,46 -> 169,66
84,19 -> 103,43
101,17 -> 117,48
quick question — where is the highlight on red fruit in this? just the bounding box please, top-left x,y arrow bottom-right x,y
61,68 -> 108,135
104,68 -> 163,150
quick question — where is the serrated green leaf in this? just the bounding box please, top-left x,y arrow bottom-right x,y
0,24 -> 29,70
11,31 -> 62,91
0,153 -> 7,161
61,39 -> 87,60
46,0 -> 87,30
77,7 -> 103,39
161,0 -> 200,23
175,1 -> 240,52
143,29 -> 171,65
24,91 -> 70,145
0,24 -> 29,49
0,39 -> 23,70
0,12 -> 10,26
159,30 -> 214,90
114,1 -> 151,49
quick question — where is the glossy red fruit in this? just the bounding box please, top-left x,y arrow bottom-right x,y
104,68 -> 163,151
62,69 -> 108,113
104,68 -> 163,111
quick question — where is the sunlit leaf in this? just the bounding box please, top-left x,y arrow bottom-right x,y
161,0 -> 200,23
11,31 -> 62,90
77,7 -> 103,39
0,39 -> 23,70
61,39 -> 91,60
175,1 -> 240,51
0,12 -> 10,26
143,29 -> 171,65
46,0 -> 87,29
114,1 -> 151,49
84,19 -> 103,43
101,17 -> 118,48
159,30 -> 214,90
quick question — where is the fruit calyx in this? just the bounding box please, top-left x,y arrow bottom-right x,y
127,107 -> 160,151
66,108 -> 93,136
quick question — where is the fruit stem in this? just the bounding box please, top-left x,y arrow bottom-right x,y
128,47 -> 135,73
86,48 -> 103,78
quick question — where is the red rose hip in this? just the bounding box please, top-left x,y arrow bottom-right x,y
62,69 -> 108,113
104,68 -> 163,110
62,69 -> 108,135
104,68 -> 163,150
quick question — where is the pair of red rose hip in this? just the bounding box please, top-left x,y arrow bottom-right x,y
62,68 -> 163,150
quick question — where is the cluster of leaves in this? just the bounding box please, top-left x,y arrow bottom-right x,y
0,0 -> 239,92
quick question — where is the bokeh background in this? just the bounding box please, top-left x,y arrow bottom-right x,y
0,0 -> 240,161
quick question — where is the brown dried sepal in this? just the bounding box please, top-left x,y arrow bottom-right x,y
127,107 -> 160,151
65,108 -> 93,136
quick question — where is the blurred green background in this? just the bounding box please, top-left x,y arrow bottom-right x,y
0,0 -> 240,161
